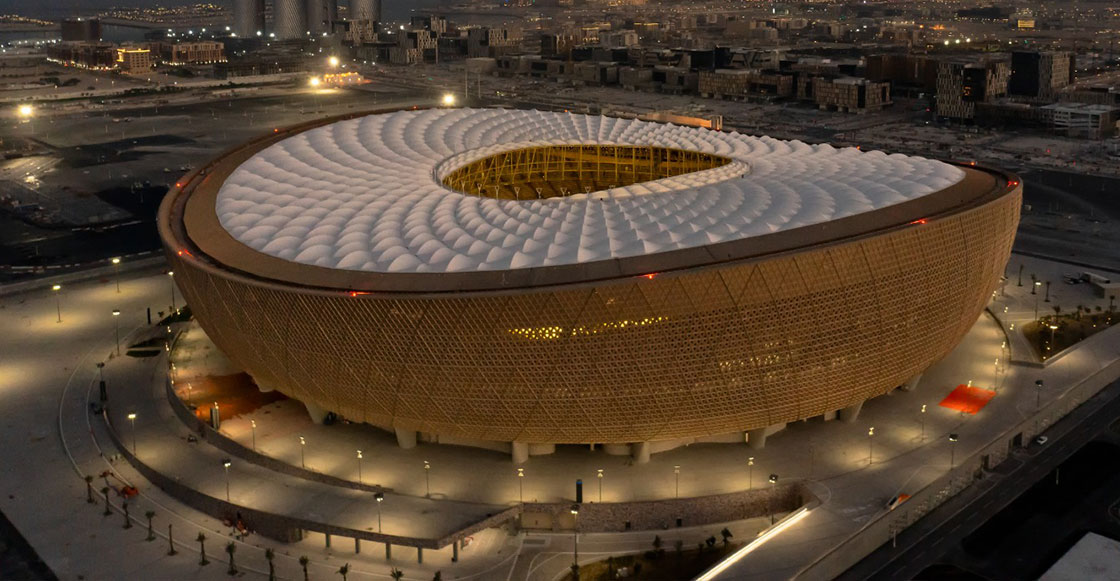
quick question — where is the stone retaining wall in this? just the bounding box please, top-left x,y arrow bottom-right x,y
523,483 -> 808,533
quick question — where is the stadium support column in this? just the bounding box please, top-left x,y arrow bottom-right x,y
899,373 -> 922,392
631,442 -> 650,464
747,427 -> 768,449
395,427 -> 417,449
839,401 -> 864,422
512,442 -> 529,464
303,401 -> 328,424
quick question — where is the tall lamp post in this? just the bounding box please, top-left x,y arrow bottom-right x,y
949,433 -> 959,469
1035,379 -> 1044,412
596,469 -> 603,502
249,419 -> 256,450
868,427 -> 875,465
299,435 -> 306,468
112,257 -> 121,293
127,412 -> 138,454
673,465 -> 680,499
517,468 -> 524,503
569,504 -> 580,570
374,492 -> 384,532
112,309 -> 121,355
52,284 -> 62,323
356,450 -> 363,484
222,459 -> 231,501
1034,281 -> 1042,319
920,405 -> 927,441
768,474 -> 779,524
167,271 -> 176,312
748,456 -> 754,490
424,460 -> 431,497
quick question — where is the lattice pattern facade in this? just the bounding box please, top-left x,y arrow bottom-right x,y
166,183 -> 1019,444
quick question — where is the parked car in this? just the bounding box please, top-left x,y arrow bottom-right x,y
1035,435 -> 1049,445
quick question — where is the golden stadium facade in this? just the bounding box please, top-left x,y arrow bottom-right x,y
158,107 -> 1021,449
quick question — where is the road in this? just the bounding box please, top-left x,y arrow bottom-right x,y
838,376 -> 1120,581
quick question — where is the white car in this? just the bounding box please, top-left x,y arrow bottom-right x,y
1035,436 -> 1049,445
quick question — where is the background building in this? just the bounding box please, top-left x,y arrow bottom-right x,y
272,0 -> 306,40
232,0 -> 265,37
60,18 -> 101,42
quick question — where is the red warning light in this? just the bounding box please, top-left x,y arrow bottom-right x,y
909,218 -> 928,225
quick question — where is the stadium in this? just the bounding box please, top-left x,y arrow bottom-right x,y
158,107 -> 1021,461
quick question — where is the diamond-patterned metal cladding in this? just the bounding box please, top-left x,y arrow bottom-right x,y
161,111 -> 1021,445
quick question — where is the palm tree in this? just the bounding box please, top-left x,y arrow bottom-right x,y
85,475 -> 95,503
145,510 -> 156,541
226,542 -> 237,575
265,548 -> 275,581
337,562 -> 350,581
101,487 -> 111,516
390,567 -> 404,581
197,532 -> 209,566
167,523 -> 178,556
720,527 -> 733,546
299,555 -> 310,581
122,501 -> 132,529
570,563 -> 580,580
432,572 -> 442,581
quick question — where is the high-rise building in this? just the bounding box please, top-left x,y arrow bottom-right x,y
232,0 -> 265,37
1010,51 -> 1074,101
273,0 -> 306,39
306,0 -> 338,35
935,58 -> 1010,120
61,18 -> 101,42
350,0 -> 381,23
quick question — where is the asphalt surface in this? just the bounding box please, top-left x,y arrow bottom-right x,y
838,376 -> 1120,581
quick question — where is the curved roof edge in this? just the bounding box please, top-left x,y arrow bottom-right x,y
159,107 -> 1021,296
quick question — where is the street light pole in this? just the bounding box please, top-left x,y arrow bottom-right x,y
52,284 -> 61,323
299,436 -> 306,468
112,309 -> 121,355
673,465 -> 680,499
920,405 -> 927,441
748,456 -> 754,490
1035,379 -> 1044,412
1034,281 -> 1042,319
357,450 -> 363,484
375,492 -> 384,532
949,433 -> 959,469
167,271 -> 176,312
127,412 -> 137,454
112,257 -> 121,293
596,469 -> 603,502
424,460 -> 431,497
570,504 -> 579,570
249,419 -> 256,450
223,460 -> 231,501
868,426 -> 875,465
517,468 -> 524,503
768,474 -> 778,524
